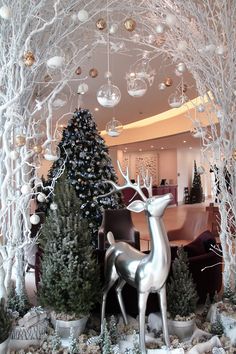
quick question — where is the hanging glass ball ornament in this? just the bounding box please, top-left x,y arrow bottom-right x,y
96,18 -> 107,30
30,214 -> 40,225
197,104 -> 205,113
97,82 -> 121,108
176,62 -> 186,73
155,23 -> 165,34
109,23 -> 119,34
127,78 -> 147,97
124,18 -> 136,32
50,202 -> 58,211
21,184 -> 32,195
165,13 -> 177,27
168,92 -> 185,108
106,117 -> 123,137
46,56 -> 64,69
52,93 -> 67,109
44,141 -> 60,161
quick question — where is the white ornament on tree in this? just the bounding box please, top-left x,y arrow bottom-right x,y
30,214 -> 40,225
46,56 -> 65,69
155,23 -> 165,34
166,13 -> 177,27
9,150 -> 19,160
50,202 -> 58,211
21,184 -> 32,195
0,5 -> 12,19
37,193 -> 46,203
77,9 -> 89,22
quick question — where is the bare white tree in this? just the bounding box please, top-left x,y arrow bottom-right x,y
145,0 -> 236,293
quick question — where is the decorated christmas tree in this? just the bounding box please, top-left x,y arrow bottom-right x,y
167,247 -> 198,319
46,108 -> 123,247
38,171 -> 100,317
190,160 -> 203,203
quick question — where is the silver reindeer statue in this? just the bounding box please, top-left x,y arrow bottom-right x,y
101,162 -> 173,353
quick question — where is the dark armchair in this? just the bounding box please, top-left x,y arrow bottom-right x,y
98,209 -> 140,250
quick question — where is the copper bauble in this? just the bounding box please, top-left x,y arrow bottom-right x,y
96,18 -> 107,30
164,77 -> 173,87
89,68 -> 98,78
75,66 -> 82,75
15,135 -> 26,147
33,145 -> 43,154
23,51 -> 35,67
124,18 -> 136,32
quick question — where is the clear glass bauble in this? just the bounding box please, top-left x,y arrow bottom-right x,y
97,82 -> 121,108
168,92 -> 186,108
52,93 -> 67,109
106,117 -> 123,137
44,141 -> 60,161
127,78 -> 147,97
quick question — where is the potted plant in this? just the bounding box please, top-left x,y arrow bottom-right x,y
0,297 -> 12,353
167,246 -> 198,341
38,172 -> 101,338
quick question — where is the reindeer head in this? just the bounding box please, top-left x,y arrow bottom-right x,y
101,161 -> 173,217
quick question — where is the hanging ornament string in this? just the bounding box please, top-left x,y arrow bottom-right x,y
106,0 -> 110,84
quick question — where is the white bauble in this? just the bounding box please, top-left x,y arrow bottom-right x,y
0,5 -> 11,19
158,82 -> 166,90
176,62 -> 186,73
77,83 -> 88,95
21,184 -> 32,195
30,214 -> 40,225
175,68 -> 183,77
71,13 -> 77,22
166,13 -> 177,27
77,9 -> 89,22
46,56 -> 64,69
9,150 -> 19,160
50,202 -> 58,211
155,23 -> 165,34
109,23 -> 118,34
37,193 -> 46,203
215,44 -> 225,55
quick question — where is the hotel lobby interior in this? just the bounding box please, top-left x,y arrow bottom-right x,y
0,1 -> 235,353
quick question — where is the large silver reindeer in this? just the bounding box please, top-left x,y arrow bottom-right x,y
101,163 -> 173,353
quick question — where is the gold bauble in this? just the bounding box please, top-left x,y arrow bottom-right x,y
33,145 -> 43,154
96,18 -> 107,30
124,18 -> 136,32
23,51 -> 35,67
15,135 -> 26,147
164,77 -> 173,87
75,66 -> 82,75
89,68 -> 98,78
232,149 -> 236,161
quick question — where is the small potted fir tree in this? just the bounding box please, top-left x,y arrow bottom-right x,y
0,298 -> 12,353
38,172 -> 101,338
167,247 -> 198,341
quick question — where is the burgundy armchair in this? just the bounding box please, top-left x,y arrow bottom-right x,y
97,209 -> 140,250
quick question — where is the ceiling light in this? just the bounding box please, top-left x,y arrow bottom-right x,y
161,147 -> 164,150
105,117 -> 123,137
183,140 -> 187,143
139,148 -> 142,152
150,145 -> 154,148
189,146 -> 192,150
94,107 -> 99,111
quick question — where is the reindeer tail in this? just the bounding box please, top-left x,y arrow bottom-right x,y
107,231 -> 115,245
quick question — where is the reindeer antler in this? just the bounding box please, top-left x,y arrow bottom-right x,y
98,161 -> 148,201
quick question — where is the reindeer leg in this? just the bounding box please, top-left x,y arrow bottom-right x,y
138,291 -> 148,354
159,284 -> 170,348
115,278 -> 128,325
101,278 -> 117,333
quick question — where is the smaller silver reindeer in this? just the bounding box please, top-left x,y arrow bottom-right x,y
101,162 -> 173,353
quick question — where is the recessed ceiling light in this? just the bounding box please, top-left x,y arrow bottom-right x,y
183,140 -> 187,143
161,147 -> 164,150
124,147 -> 127,150
139,148 -> 142,152
94,107 -> 99,111
189,146 -> 192,149
150,145 -> 154,148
